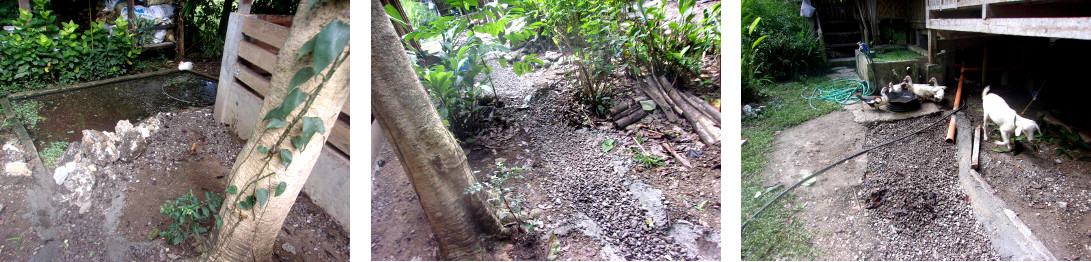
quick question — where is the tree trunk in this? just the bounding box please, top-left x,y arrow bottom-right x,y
219,0 -> 237,37
371,0 -> 508,260
200,0 -> 350,261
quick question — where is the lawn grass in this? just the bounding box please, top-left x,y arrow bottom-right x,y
741,76 -> 842,260
872,48 -> 922,62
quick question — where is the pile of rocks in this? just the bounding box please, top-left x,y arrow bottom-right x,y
52,116 -> 162,214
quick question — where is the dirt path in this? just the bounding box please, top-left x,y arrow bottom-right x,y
761,110 -> 998,260
372,49 -> 720,260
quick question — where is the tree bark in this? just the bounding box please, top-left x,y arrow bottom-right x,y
372,0 -> 507,260
201,0 -> 349,261
219,0 -> 238,37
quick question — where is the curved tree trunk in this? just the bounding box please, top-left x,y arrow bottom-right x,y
200,0 -> 350,261
372,0 -> 507,259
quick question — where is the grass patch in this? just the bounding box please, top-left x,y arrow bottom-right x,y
40,141 -> 69,168
872,48 -> 922,62
12,100 -> 43,130
742,76 -> 841,260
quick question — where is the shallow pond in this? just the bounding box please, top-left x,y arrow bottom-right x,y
12,72 -> 216,152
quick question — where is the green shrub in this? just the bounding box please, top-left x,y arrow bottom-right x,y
401,0 -> 438,30
159,190 -> 223,245
0,0 -> 140,94
743,0 -> 825,82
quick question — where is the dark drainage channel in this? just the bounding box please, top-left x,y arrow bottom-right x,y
10,71 -> 217,155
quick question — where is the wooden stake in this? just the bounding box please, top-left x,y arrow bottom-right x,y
972,125 -> 981,169
664,143 -> 692,168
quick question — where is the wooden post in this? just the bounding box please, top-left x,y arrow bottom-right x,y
972,125 -> 981,169
214,13 -> 245,124
238,0 -> 253,14
127,0 -> 136,31
176,0 -> 186,61
17,0 -> 30,11
928,29 -> 936,64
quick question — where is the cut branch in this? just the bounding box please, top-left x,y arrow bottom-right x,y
636,78 -> 680,123
655,76 -> 720,145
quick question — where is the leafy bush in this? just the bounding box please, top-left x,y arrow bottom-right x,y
159,190 -> 223,245
397,0 -> 541,139
401,0 -> 438,30
743,0 -> 824,82
0,0 -> 140,94
180,0 -> 227,57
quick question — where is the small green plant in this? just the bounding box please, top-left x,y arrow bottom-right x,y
40,141 -> 69,167
12,100 -> 42,130
158,190 -> 223,245
464,161 -> 540,232
632,150 -> 665,168
602,138 -> 615,152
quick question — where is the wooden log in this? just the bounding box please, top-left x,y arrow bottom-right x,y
972,124 -> 981,169
683,90 -> 721,126
614,107 -> 650,128
608,95 -> 648,116
651,76 -> 685,117
611,103 -> 641,122
636,78 -> 680,123
664,142 -> 692,168
658,76 -> 719,145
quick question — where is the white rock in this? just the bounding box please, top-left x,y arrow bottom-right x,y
5,162 -> 30,176
53,162 -> 79,184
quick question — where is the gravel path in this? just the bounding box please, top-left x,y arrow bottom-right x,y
861,114 -> 999,260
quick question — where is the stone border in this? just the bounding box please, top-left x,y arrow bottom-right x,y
7,69 -> 218,100
0,97 -> 47,175
954,112 -> 1056,260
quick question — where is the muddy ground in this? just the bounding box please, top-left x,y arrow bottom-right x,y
0,107 -> 348,261
759,82 -> 1091,260
372,43 -> 720,261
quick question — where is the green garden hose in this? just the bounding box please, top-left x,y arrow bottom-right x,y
800,74 -> 871,109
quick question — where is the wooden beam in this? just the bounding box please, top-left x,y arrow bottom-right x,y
214,13 -> 245,125
928,17 -> 1091,40
243,15 -> 290,50
235,62 -> 270,97
238,40 -> 279,73
327,118 -> 350,156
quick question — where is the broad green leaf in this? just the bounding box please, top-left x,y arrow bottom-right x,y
298,38 -> 315,60
290,67 -> 315,89
384,4 -> 408,27
602,138 -> 615,152
303,117 -> 325,136
291,135 -> 307,151
257,145 -> 268,154
266,119 -> 288,129
246,195 -> 257,208
226,185 -> 238,194
314,20 -> 350,74
280,149 -> 293,166
275,181 -> 287,196
256,188 -> 269,208
280,88 -> 308,116
262,107 -> 284,122
639,100 -> 656,111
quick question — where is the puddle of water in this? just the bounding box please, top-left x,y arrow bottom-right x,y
12,72 -> 216,150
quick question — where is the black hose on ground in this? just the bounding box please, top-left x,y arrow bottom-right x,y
742,104 -> 967,230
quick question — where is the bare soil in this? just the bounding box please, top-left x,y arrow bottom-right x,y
371,46 -> 721,260
961,89 -> 1091,260
0,107 -> 348,261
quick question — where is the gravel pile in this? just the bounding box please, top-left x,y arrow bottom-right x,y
861,114 -> 999,260
498,80 -> 692,260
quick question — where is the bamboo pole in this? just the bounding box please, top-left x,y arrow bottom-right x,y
946,67 -> 965,143
972,125 -> 981,169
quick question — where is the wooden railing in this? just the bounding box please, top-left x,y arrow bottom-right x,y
214,12 -> 350,157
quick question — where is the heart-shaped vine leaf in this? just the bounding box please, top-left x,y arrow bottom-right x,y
298,38 -> 315,60
266,119 -> 288,129
290,67 -> 315,89
280,87 -> 308,116
226,185 -> 238,194
280,149 -> 293,167
291,135 -> 306,151
275,181 -> 287,197
256,188 -> 269,208
314,20 -> 350,74
257,145 -> 268,155
295,117 -> 325,151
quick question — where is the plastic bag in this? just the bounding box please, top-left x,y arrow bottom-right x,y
801,0 -> 816,17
